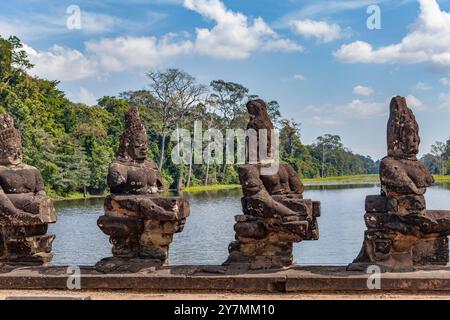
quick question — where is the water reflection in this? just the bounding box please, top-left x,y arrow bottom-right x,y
49,183 -> 450,266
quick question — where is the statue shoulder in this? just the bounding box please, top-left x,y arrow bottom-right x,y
145,159 -> 160,170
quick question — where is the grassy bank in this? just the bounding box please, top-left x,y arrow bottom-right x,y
434,175 -> 450,183
303,174 -> 379,186
50,174 -> 450,199
49,192 -> 106,201
184,184 -> 241,193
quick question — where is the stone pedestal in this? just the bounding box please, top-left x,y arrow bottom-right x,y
348,195 -> 450,272
96,194 -> 189,273
224,196 -> 320,270
0,198 -> 56,266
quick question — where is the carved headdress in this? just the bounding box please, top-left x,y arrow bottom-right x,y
246,99 -> 275,163
387,96 -> 420,160
0,114 -> 21,148
117,107 -> 147,160
0,114 -> 22,164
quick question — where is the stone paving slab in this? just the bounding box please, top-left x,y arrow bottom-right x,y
0,265 -> 450,293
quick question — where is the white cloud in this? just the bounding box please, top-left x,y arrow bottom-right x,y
439,92 -> 450,110
284,0 -> 388,19
340,99 -> 386,118
23,44 -> 98,81
440,77 -> 450,86
334,0 -> 450,71
78,87 -> 98,105
85,34 -> 193,73
406,94 -> 425,111
290,19 -> 346,43
18,0 -> 302,82
293,74 -> 306,80
311,116 -> 341,125
352,85 -> 374,96
183,0 -> 302,59
413,82 -> 432,90
22,34 -> 193,81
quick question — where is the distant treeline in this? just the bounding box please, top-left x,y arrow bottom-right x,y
0,36 -> 387,196
421,139 -> 450,175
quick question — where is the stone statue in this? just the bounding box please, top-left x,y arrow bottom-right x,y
223,100 -> 320,270
348,96 -> 450,272
96,107 -> 189,273
108,107 -> 163,195
0,114 -> 56,266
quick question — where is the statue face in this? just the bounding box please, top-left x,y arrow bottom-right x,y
0,139 -> 23,165
127,133 -> 148,161
402,122 -> 420,155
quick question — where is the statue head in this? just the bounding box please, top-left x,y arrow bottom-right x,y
117,107 -> 148,162
246,99 -> 275,163
246,99 -> 273,130
0,114 -> 22,165
387,96 -> 420,159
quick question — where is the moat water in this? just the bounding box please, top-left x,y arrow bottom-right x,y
49,183 -> 450,266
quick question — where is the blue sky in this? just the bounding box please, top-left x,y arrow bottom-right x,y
1,0 -> 450,160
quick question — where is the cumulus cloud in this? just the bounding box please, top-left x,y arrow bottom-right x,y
290,19 -> 347,43
352,85 -> 373,96
19,0 -> 302,81
334,0 -> 450,71
293,74 -> 306,80
183,0 -> 302,59
78,87 -> 98,105
340,99 -> 386,118
85,34 -> 193,73
413,82 -> 432,90
440,77 -> 450,86
439,92 -> 450,110
406,94 -> 425,111
311,116 -> 341,125
23,44 -> 98,81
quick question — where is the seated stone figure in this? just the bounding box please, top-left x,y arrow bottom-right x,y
224,100 -> 320,270
348,96 -> 450,272
107,108 -> 163,195
0,114 -> 56,266
96,107 -> 189,273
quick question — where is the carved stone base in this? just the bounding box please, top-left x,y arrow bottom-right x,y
97,194 -> 189,269
0,225 -> 55,266
349,195 -> 450,272
224,198 -> 319,270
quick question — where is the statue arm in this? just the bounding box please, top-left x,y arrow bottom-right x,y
284,164 -> 304,194
35,169 -> 46,195
107,163 -> 127,192
148,160 -> 164,191
0,186 -> 40,224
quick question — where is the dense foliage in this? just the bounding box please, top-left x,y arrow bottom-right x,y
0,36 -> 380,196
421,139 -> 450,175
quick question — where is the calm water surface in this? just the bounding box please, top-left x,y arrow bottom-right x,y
49,183 -> 450,266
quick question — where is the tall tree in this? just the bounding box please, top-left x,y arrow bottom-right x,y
431,141 -> 447,175
207,80 -> 249,129
146,69 -> 207,170
314,134 -> 344,177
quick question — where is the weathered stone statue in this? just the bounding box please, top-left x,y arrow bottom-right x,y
0,114 -> 56,266
96,107 -> 189,273
223,100 -> 320,270
348,96 -> 450,272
